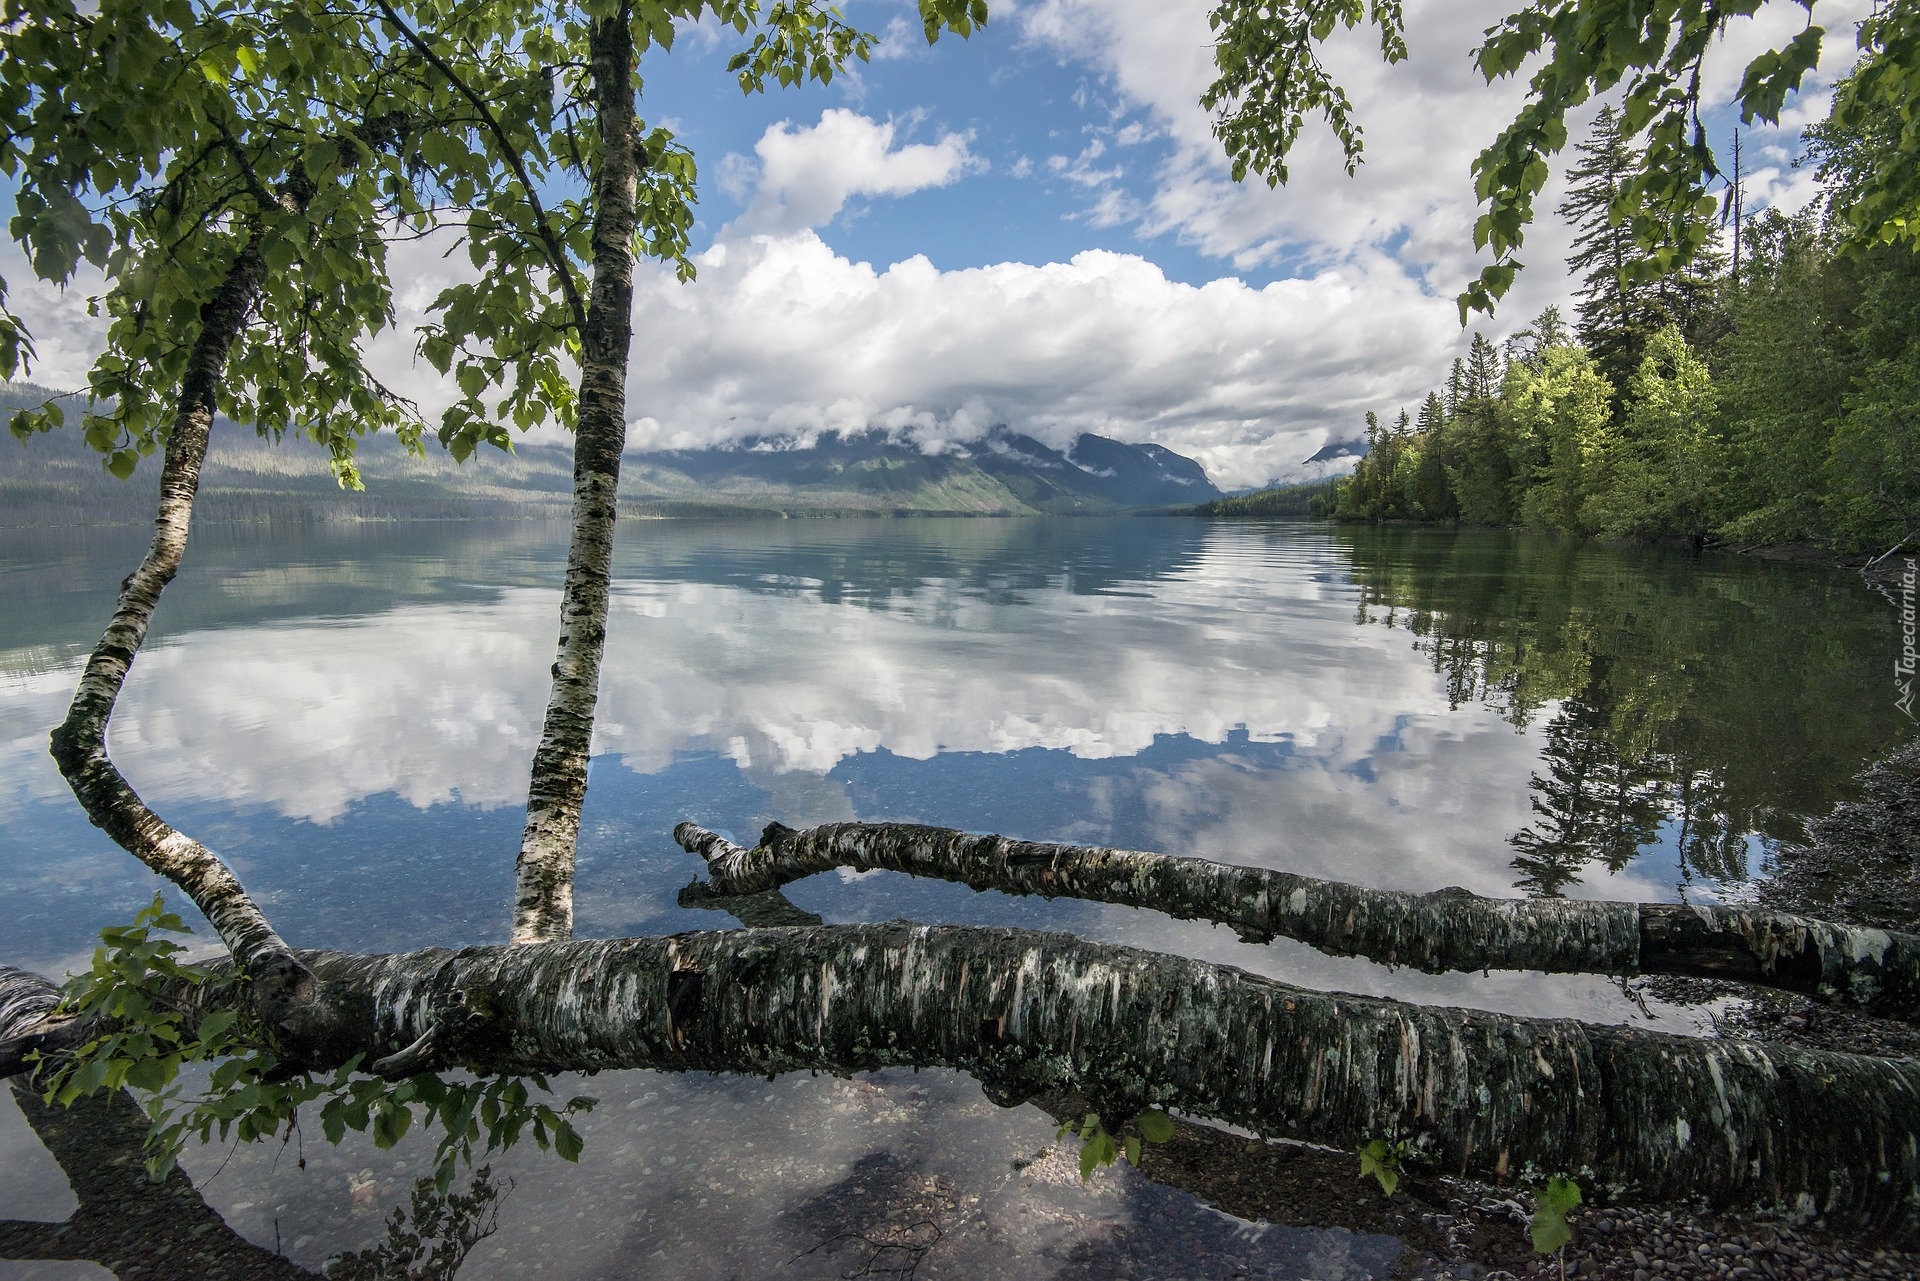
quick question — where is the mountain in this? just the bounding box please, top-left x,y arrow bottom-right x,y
0,382 -> 577,527
625,427 -> 1220,516
1304,434 -> 1368,465
0,385 -> 1219,524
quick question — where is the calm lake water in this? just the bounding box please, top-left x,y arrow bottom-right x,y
0,517 -> 1908,1279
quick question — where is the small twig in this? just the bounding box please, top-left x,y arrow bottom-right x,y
370,0 -> 589,336
791,1219 -> 944,1281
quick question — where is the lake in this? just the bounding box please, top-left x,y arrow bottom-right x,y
0,516 -> 1907,1279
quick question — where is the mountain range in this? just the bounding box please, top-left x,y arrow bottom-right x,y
0,384 -> 1221,524
629,427 -> 1219,516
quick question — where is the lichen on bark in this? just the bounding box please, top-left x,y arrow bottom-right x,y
676,821 -> 1920,1012
272,924 -> 1920,1234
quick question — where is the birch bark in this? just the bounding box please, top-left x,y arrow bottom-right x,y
510,8 -> 640,945
45,237 -> 298,985
676,821 -> 1920,1011
13,919 -> 1920,1233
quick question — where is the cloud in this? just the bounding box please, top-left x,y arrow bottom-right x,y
732,108 -> 982,234
868,13 -> 933,62
1014,0 -> 1856,296
1046,139 -> 1123,188
0,530 -> 1547,891
619,229 -> 1462,487
0,247 -> 110,391
1014,0 -> 1535,277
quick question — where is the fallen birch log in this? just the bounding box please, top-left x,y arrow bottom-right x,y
12,915 -> 1920,1234
675,821 -> 1920,1013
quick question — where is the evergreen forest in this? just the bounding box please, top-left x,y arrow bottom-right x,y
1328,102 -> 1919,560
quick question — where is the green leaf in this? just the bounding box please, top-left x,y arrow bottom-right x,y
1357,1139 -> 1399,1197
1135,1109 -> 1175,1144
371,1102 -> 412,1149
553,1118 -> 584,1162
1530,1175 -> 1582,1253
124,1056 -> 173,1093
197,1008 -> 238,1047
1077,1130 -> 1111,1181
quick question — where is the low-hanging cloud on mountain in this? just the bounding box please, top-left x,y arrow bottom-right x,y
620,228 -> 1460,489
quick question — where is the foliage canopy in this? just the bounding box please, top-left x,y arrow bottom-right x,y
1203,0 -> 1911,318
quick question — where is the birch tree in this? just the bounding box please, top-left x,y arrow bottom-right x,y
342,0 -> 987,945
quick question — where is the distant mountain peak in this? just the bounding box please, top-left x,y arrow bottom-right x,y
1304,434 -> 1369,465
629,425 -> 1220,514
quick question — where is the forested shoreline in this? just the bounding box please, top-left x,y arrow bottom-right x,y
1315,104 -> 1918,563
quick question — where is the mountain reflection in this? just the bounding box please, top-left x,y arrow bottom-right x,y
1334,527 -> 1907,895
0,518 -> 1904,965
2,518 -> 1448,822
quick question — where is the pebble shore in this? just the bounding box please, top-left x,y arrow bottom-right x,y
1415,1195 -> 1919,1280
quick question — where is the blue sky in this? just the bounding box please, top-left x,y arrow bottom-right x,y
639,3 -> 1268,286
3,0 -> 1866,488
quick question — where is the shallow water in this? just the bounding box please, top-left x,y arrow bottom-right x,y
0,517 -> 1906,1279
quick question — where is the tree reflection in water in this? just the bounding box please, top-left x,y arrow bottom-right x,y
0,1081 -> 506,1280
1335,527 -> 1908,896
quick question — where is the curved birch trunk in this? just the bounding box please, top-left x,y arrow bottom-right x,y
40,119 -> 421,1048
675,822 -> 1920,1013
11,920 -> 1920,1234
44,236 -> 319,1036
510,11 -> 640,946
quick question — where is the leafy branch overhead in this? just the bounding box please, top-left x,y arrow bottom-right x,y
1,0 -> 474,482
1202,0 -> 1901,318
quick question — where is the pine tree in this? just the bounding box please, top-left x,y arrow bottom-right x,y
1510,695 -> 1667,898
1416,391 -> 1446,435
1463,332 -> 1504,403
1561,108 -> 1724,396
1561,108 -> 1646,390
1410,391 -> 1456,519
1511,306 -> 1572,369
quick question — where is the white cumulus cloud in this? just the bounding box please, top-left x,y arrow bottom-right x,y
732,108 -> 982,234
621,229 -> 1461,488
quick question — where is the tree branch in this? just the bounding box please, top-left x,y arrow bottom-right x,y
370,0 -> 590,337
674,821 -> 1920,1012
43,107 -> 427,1051
47,230 -> 296,977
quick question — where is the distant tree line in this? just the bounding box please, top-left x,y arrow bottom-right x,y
1191,477 -> 1340,519
1332,99 -> 1920,559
